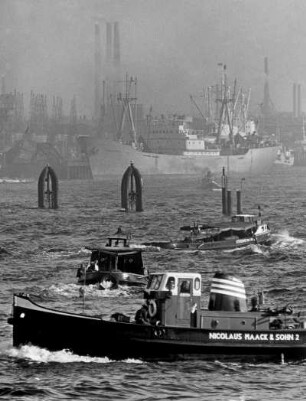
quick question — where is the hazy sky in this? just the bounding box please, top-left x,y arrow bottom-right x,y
1,0 -> 306,117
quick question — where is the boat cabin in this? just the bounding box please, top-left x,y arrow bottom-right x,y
105,236 -> 130,248
231,214 -> 256,224
77,234 -> 145,286
143,272 -> 201,327
139,272 -> 298,331
85,243 -> 144,275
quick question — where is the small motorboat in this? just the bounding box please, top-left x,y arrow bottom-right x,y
8,271 -> 306,362
201,170 -> 221,191
143,213 -> 271,251
77,228 -> 149,289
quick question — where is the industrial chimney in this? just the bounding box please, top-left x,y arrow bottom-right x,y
94,22 -> 102,121
293,83 -> 297,118
293,83 -> 302,118
297,84 -> 301,118
264,56 -> 268,75
1,75 -> 5,95
263,57 -> 273,115
113,21 -> 120,67
106,22 -> 112,63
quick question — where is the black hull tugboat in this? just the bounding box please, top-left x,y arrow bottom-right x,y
143,213 -> 271,251
76,229 -> 148,289
8,272 -> 306,362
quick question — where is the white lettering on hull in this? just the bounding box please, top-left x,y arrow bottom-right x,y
208,332 -> 301,342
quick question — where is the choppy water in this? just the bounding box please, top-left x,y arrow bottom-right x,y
1,165 -> 306,400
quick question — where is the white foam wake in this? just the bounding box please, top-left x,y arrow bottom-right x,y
6,345 -> 143,364
271,231 -> 304,248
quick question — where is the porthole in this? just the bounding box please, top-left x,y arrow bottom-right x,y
194,277 -> 201,291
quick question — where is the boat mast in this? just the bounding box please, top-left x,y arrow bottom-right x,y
217,64 -> 234,144
190,94 -> 206,125
117,74 -> 138,146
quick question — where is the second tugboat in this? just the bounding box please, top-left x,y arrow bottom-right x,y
76,228 -> 148,289
143,212 -> 271,251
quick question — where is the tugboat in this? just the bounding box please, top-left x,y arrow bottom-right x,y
143,213 -> 271,251
76,228 -> 148,289
8,272 -> 306,361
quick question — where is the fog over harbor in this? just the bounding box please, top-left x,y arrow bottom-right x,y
2,2 -> 306,399
1,0 -> 306,116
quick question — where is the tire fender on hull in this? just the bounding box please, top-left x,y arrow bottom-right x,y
99,273 -> 118,290
148,299 -> 157,317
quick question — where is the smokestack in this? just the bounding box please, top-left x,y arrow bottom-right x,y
263,57 -> 272,115
264,57 -> 268,75
216,63 -> 223,118
1,75 -> 5,94
217,63 -> 224,93
293,83 -> 297,118
297,84 -> 301,118
113,21 -> 120,67
94,23 -> 102,121
106,22 -> 112,62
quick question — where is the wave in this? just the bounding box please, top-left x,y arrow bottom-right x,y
271,231 -> 304,248
130,243 -> 161,252
6,345 -> 143,364
42,283 -> 136,299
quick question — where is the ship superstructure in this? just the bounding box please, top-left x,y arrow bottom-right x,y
83,24 -> 279,178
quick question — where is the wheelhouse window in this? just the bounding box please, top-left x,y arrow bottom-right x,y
118,253 -> 143,274
166,276 -> 176,291
147,274 -> 163,290
180,279 -> 192,294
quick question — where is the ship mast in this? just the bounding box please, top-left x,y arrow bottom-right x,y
117,74 -> 138,145
190,94 -> 206,123
216,64 -> 234,144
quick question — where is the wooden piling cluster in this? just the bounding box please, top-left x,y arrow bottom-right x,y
38,165 -> 58,209
221,167 -> 243,216
121,162 -> 143,212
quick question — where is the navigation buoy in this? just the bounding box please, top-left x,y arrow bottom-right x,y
121,162 -> 143,212
38,165 -> 58,209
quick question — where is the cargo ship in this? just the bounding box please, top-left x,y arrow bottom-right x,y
83,133 -> 278,178
84,70 -> 279,178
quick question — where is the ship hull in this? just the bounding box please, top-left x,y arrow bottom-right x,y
143,235 -> 270,251
86,137 -> 279,177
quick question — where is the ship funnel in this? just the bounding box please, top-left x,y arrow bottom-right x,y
208,272 -> 247,312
